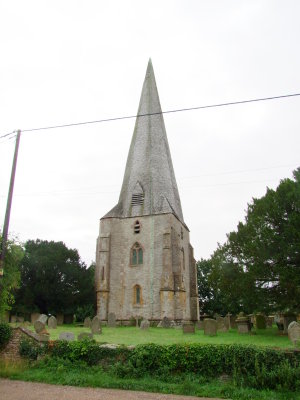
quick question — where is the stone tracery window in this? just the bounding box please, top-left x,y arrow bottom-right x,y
134,284 -> 142,305
131,242 -> 143,265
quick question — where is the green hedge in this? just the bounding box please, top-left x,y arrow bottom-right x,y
44,340 -> 300,391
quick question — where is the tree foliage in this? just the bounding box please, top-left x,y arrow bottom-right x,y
0,235 -> 24,317
13,239 -> 95,315
198,168 -> 300,314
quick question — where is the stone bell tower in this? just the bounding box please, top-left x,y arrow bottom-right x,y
95,60 -> 199,324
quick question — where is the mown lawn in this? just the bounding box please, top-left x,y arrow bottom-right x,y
21,324 -> 292,348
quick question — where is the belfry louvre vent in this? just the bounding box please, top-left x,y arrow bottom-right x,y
131,193 -> 144,206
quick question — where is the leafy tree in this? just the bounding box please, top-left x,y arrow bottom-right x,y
226,168 -> 300,313
13,239 -> 95,316
197,168 -> 300,314
0,235 -> 24,318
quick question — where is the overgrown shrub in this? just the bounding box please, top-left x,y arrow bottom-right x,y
49,338 -> 130,366
43,340 -> 300,391
19,338 -> 46,360
75,304 -> 94,323
0,322 -> 12,349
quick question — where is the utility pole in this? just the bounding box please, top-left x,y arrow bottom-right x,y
0,130 -> 21,279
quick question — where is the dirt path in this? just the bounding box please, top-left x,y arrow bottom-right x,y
0,378 -> 223,400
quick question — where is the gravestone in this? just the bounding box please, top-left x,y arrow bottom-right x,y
196,320 -> 204,330
107,312 -> 116,327
288,321 -> 300,347
78,332 -> 93,341
204,318 -> 217,336
223,314 -> 230,330
217,316 -> 228,332
255,314 -> 266,329
31,313 -> 40,324
236,313 -> 251,334
229,314 -> 237,329
84,316 -> 92,328
48,315 -> 57,329
183,322 -> 195,334
56,314 -> 64,326
91,316 -> 102,334
140,319 -> 150,330
59,332 -> 75,341
34,314 -> 48,333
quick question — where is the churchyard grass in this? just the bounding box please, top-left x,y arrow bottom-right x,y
23,324 -> 292,348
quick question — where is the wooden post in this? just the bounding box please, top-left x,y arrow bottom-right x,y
0,130 -> 21,278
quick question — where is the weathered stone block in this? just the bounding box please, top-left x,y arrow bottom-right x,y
48,316 -> 57,329
183,322 -> 195,334
217,316 -> 228,332
34,314 -> 48,333
288,321 -> 300,346
140,319 -> 150,330
91,316 -> 102,334
59,332 -> 75,341
84,317 -> 92,328
107,312 -> 116,327
204,319 -> 217,336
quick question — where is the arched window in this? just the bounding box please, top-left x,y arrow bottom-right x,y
131,242 -> 143,265
134,220 -> 141,234
134,285 -> 142,305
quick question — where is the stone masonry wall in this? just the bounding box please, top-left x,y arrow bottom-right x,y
96,213 -> 198,322
0,327 -> 47,361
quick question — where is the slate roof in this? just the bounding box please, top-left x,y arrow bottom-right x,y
103,59 -> 185,224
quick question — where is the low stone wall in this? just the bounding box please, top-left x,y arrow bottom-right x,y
0,327 -> 48,361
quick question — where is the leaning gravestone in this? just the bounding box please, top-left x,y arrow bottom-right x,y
59,332 -> 75,341
91,316 -> 102,334
217,316 -> 228,332
107,312 -> 116,327
140,319 -> 150,330
78,332 -> 93,341
84,316 -> 92,328
288,321 -> 300,347
204,318 -> 217,336
183,322 -> 195,334
34,314 -> 48,333
48,315 -> 57,329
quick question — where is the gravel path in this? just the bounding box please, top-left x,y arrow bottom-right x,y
0,378 -> 223,400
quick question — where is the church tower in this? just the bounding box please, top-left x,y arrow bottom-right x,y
95,60 -> 199,324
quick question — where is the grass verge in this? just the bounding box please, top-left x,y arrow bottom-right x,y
1,358 -> 300,400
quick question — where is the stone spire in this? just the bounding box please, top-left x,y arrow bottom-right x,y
103,59 -> 184,223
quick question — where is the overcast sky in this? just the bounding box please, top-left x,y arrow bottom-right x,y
0,1 -> 299,266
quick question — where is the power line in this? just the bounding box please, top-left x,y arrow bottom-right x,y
0,92 -> 299,139
0,131 -> 16,141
